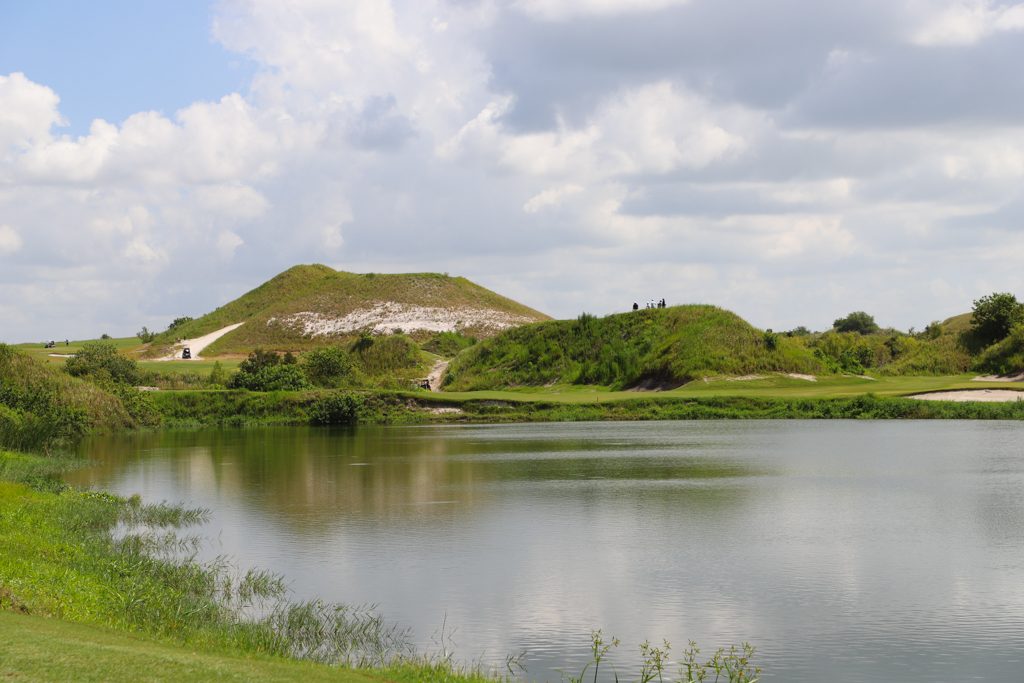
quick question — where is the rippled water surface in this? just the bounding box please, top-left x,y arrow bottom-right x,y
71,420 -> 1024,681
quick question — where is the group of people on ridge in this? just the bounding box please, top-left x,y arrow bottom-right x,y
632,299 -> 666,311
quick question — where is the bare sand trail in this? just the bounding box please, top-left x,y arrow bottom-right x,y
158,323 -> 244,361
909,389 -> 1024,403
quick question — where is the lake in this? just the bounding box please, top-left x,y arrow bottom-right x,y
70,420 -> 1024,681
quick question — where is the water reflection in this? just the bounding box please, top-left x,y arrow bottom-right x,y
73,425 -> 762,529
70,421 -> 1024,682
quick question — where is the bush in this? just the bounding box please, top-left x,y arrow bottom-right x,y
833,311 -> 879,335
353,335 -> 420,376
230,349 -> 310,391
971,292 -> 1024,347
136,327 -> 156,343
208,361 -> 229,387
302,347 -> 354,387
65,342 -> 139,385
308,393 -> 362,425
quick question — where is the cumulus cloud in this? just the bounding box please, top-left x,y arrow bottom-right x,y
0,225 -> 23,254
3,0 -> 1024,341
912,0 -> 1024,46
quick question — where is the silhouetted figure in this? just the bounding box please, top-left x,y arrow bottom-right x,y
632,302 -> 639,311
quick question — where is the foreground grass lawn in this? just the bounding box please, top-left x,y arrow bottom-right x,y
0,611 -> 379,683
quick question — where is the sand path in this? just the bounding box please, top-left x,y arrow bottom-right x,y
158,323 -> 244,361
427,359 -> 449,392
909,389 -> 1024,403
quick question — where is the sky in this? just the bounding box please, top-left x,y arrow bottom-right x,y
3,0 -> 1024,342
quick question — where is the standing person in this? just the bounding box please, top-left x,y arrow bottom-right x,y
632,302 -> 639,311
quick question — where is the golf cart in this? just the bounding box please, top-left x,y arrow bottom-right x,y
181,347 -> 192,360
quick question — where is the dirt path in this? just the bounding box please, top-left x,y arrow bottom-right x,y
427,359 -> 449,391
157,322 -> 244,361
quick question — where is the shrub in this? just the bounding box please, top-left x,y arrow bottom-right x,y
353,335 -> 420,376
302,347 -> 354,388
65,342 -> 139,385
208,361 -> 228,387
308,393 -> 362,425
833,311 -> 879,335
230,349 -> 310,391
971,292 -> 1024,347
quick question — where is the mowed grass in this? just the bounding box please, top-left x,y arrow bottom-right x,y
0,611 -> 379,683
428,374 -> 1024,404
13,336 -> 144,365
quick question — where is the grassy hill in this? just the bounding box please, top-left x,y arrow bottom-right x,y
0,345 -> 135,450
149,266 -> 549,356
443,305 -> 825,391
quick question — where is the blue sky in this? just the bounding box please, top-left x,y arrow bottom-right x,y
2,0 -> 1024,342
0,1 -> 252,136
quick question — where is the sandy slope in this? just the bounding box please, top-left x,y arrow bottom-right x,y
158,323 -> 244,361
909,389 -> 1024,402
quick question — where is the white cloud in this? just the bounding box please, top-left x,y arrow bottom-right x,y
0,73 -> 63,154
443,82 -> 752,179
513,0 -> 690,21
0,224 -> 23,254
216,230 -> 245,256
523,184 -> 584,213
912,0 -> 1024,46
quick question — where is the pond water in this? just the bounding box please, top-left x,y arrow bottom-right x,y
70,420 -> 1024,681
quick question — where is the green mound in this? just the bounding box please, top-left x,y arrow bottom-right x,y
443,305 -> 824,391
0,345 -> 134,450
151,265 -> 549,356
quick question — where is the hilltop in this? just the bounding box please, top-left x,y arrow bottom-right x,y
149,265 -> 550,357
443,305 -> 825,391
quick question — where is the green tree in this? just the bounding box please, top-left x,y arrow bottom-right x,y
136,326 -> 155,343
971,292 -> 1024,347
833,311 -> 879,335
65,342 -> 139,385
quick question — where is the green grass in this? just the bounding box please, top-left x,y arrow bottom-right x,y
0,611 -> 381,683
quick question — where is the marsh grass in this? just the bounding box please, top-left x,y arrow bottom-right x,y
563,631 -> 760,683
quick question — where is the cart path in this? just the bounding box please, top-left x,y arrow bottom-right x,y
427,359 -> 449,391
158,323 -> 244,361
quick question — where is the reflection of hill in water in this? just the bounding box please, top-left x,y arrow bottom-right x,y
73,426 -> 763,529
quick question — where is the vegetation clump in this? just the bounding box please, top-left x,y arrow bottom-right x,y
65,341 -> 139,385
832,311 -> 880,335
229,349 -> 310,392
970,292 -> 1024,348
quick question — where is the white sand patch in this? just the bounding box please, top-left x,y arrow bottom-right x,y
426,406 -> 463,415
271,303 -> 537,336
727,374 -> 765,382
973,372 -> 1024,382
909,390 -> 1024,402
157,322 -> 244,361
47,353 -> 75,358
787,373 -> 817,382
